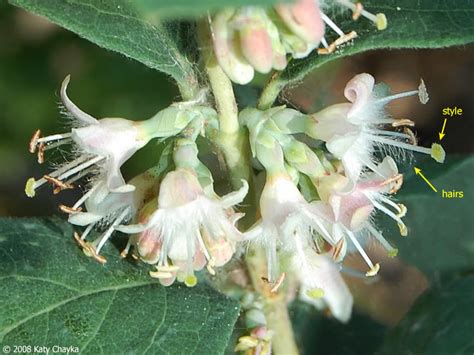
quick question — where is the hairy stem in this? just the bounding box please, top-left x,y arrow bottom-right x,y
258,72 -> 286,110
198,20 -> 299,355
246,246 -> 300,355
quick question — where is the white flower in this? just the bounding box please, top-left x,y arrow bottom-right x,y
308,73 -> 445,183
62,170 -> 160,264
313,157 -> 404,277
243,169 -> 353,322
118,168 -> 249,286
26,75 -> 189,198
244,168 -> 338,282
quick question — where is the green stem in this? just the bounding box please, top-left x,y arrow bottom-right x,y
246,246 -> 300,355
257,72 -> 286,110
198,20 -> 299,355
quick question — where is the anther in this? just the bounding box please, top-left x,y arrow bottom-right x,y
352,2 -> 363,20
59,204 -> 82,214
365,263 -> 380,277
318,31 -> 357,55
392,119 -> 415,127
83,244 -> 107,264
29,129 -> 41,153
403,127 -> 418,145
381,173 -> 404,194
43,175 -> 74,193
332,237 -> 346,262
37,142 -> 45,164
74,232 -> 107,264
270,272 -> 286,293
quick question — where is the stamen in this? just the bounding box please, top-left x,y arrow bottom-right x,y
381,173 -> 404,194
61,165 -> 97,187
29,129 -> 41,153
74,229 -> 106,264
392,119 -> 415,127
360,157 -> 386,178
59,204 -> 82,214
44,175 -> 74,194
367,196 -> 407,236
36,133 -> 72,144
365,223 -> 398,258
403,127 -> 418,145
72,186 -> 97,210
37,142 -> 45,164
397,203 -> 407,218
270,272 -> 286,293
318,31 -> 357,55
206,257 -> 216,276
379,196 -> 403,214
352,2 -> 363,20
56,155 -> 104,181
336,0 -> 387,29
120,241 -> 132,258
332,237 -> 346,262
94,206 -> 131,253
42,138 -> 73,152
196,230 -> 213,263
320,12 -> 345,36
301,209 -> 334,244
321,37 -> 329,49
345,229 -> 380,276
80,223 -> 95,241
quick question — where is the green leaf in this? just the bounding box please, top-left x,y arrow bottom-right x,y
377,155 -> 474,276
0,218 -> 240,353
259,0 -> 474,107
8,0 -> 199,100
135,0 -> 288,18
380,276 -> 474,354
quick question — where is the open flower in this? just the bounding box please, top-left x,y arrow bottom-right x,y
312,156 -> 404,278
307,73 -> 445,183
244,167 -> 353,322
26,75 -> 197,199
63,170 -> 160,264
25,75 -> 154,197
118,167 -> 248,286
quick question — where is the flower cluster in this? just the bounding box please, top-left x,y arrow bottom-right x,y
240,73 -> 444,321
211,0 -> 387,84
26,65 -> 443,323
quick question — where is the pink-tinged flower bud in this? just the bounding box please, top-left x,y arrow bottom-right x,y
237,9 -> 274,74
211,10 -> 255,85
275,0 -> 325,45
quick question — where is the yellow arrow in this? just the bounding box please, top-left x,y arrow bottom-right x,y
414,167 -> 438,192
438,118 -> 447,140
